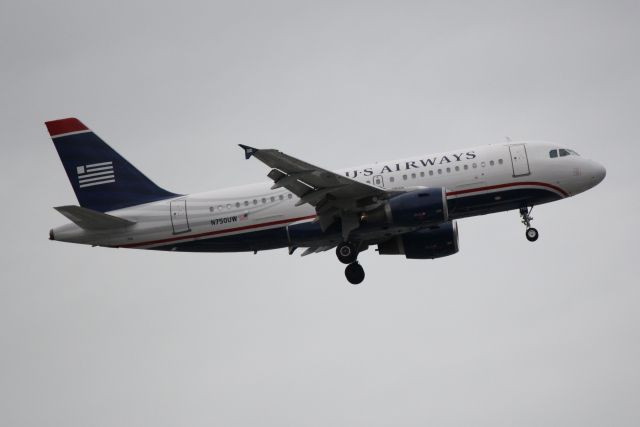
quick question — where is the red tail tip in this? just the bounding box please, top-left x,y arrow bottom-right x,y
45,118 -> 89,137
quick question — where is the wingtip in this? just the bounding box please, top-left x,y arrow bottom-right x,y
238,144 -> 258,160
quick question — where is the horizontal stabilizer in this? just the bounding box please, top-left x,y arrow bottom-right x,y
54,205 -> 136,230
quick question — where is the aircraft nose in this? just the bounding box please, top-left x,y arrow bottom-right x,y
590,161 -> 606,186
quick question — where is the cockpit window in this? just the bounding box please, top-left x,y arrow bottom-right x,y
551,148 -> 580,158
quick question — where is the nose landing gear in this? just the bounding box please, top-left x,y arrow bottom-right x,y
526,227 -> 539,242
520,206 -> 539,242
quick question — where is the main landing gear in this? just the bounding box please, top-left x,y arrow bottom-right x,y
336,242 -> 365,284
519,206 -> 539,242
336,242 -> 358,264
345,262 -> 365,285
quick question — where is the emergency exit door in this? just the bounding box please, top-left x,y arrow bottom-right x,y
509,144 -> 531,177
170,200 -> 190,234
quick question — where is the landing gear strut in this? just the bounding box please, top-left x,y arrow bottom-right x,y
520,206 -> 539,242
345,262 -> 365,285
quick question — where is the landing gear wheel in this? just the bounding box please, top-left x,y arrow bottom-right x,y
526,227 -> 539,242
519,206 -> 539,242
336,242 -> 358,264
345,262 -> 365,285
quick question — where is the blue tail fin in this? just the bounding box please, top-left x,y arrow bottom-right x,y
46,118 -> 179,212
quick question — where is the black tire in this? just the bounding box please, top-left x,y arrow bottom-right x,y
526,227 -> 539,242
336,242 -> 358,264
345,262 -> 365,285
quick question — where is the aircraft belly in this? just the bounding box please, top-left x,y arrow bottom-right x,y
447,187 -> 563,219
150,226 -> 290,252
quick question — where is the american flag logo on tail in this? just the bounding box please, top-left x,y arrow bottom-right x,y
76,161 -> 115,188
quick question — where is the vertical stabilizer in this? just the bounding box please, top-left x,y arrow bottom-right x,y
46,118 -> 179,212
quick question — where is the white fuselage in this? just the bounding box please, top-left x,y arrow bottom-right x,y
50,141 -> 606,251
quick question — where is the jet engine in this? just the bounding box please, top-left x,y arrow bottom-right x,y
377,221 -> 459,259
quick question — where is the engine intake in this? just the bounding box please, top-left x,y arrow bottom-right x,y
378,221 -> 459,259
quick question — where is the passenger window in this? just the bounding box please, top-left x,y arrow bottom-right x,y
235,202 -> 240,208
209,206 -> 214,212
403,175 -> 407,180
411,173 -> 416,179
227,204 -> 232,209
481,162 -> 486,167
463,164 -> 468,170
261,198 -> 266,204
489,160 -> 495,166
279,195 -> 284,200
549,150 -> 558,158
446,167 -> 451,173
438,169 -> 442,175
390,177 -> 395,182
288,194 -> 292,199
455,166 -> 460,171
498,159 -> 504,164
244,201 -> 249,206
559,149 -> 570,157
270,196 -> 275,202
253,199 -> 257,205
420,171 -> 425,177
472,163 -> 477,168
429,170 -> 434,176
218,205 -> 223,210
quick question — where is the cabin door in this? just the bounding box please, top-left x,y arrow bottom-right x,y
509,144 -> 531,177
170,200 -> 190,234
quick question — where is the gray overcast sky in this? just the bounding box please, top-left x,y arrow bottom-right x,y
1,1 -> 639,426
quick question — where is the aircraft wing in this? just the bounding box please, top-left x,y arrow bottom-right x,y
239,144 -> 390,238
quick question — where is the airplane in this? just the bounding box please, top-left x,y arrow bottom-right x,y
46,118 -> 606,284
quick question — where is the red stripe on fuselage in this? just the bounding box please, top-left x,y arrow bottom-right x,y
45,118 -> 89,137
446,181 -> 568,198
119,214 -> 317,248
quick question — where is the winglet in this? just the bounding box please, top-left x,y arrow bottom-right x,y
239,144 -> 258,160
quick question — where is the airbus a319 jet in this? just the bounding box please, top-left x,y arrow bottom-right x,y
47,118 -> 606,284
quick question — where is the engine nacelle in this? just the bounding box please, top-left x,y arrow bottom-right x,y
378,221 -> 459,259
363,187 -> 448,228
